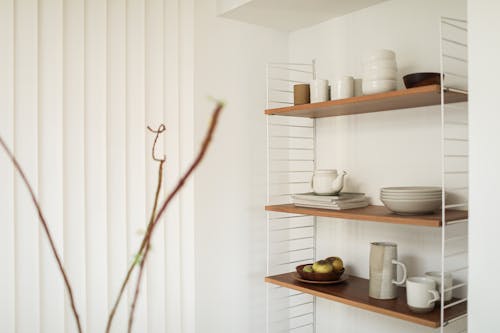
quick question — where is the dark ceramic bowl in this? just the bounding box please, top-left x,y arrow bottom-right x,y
296,264 -> 345,281
403,72 -> 441,88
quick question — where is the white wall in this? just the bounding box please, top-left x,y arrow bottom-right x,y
468,0 -> 500,332
288,0 -> 466,332
0,0 -> 195,332
193,0 -> 288,332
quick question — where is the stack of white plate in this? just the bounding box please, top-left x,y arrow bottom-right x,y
362,50 -> 397,95
380,187 -> 443,215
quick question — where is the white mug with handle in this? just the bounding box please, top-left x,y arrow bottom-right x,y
406,277 -> 440,313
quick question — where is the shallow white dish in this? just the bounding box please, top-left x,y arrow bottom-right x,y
363,68 -> 397,80
381,197 -> 442,215
362,49 -> 396,63
381,193 -> 442,200
362,79 -> 396,94
363,59 -> 397,71
381,186 -> 442,193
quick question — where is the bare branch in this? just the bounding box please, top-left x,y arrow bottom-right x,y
0,137 -> 83,333
127,102 -> 224,333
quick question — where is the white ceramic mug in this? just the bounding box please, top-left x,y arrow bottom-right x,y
425,271 -> 453,301
310,79 -> 329,103
331,76 -> 354,100
406,277 -> 440,313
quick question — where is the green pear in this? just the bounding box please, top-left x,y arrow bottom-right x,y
302,265 -> 313,273
326,256 -> 344,271
312,260 -> 333,273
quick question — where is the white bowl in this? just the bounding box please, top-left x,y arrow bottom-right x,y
363,59 -> 398,71
363,68 -> 398,80
381,198 -> 442,215
381,186 -> 442,193
363,49 -> 396,63
381,193 -> 442,200
362,79 -> 397,94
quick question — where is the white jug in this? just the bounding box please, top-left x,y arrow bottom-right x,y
311,169 -> 347,195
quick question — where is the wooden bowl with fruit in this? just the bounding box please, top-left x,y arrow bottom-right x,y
296,257 -> 345,281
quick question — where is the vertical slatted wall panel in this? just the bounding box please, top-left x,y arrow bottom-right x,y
63,0 -> 87,331
163,0 -> 183,331
145,0 -> 166,332
14,0 -> 40,331
0,1 -> 189,332
106,0 -> 128,332
126,0 -> 148,331
38,0 -> 65,332
0,1 -> 16,332
84,0 -> 108,331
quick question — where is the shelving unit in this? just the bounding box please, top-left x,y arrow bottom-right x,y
265,204 -> 468,227
265,273 -> 467,328
265,85 -> 467,118
264,17 -> 468,333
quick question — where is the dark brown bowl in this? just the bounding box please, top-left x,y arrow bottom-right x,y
403,72 -> 441,88
296,264 -> 345,281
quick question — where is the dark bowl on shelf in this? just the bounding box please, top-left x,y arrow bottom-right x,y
296,264 -> 345,281
403,72 -> 441,88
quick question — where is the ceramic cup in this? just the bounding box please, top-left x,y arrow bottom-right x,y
354,78 -> 363,96
406,277 -> 440,313
310,79 -> 329,103
331,76 -> 354,100
369,242 -> 407,300
425,271 -> 453,301
293,84 -> 310,105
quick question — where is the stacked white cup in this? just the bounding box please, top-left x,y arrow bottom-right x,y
362,49 -> 398,95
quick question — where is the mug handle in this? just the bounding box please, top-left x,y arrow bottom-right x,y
427,289 -> 440,306
391,260 -> 407,286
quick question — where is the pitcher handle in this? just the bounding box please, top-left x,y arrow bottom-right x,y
391,259 -> 407,286
427,289 -> 440,306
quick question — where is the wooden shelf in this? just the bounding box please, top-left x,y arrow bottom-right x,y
265,204 -> 468,227
265,273 -> 467,328
265,85 -> 467,118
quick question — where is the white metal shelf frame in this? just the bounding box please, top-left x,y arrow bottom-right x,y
266,61 -> 317,333
265,16 -> 468,332
440,16 -> 469,333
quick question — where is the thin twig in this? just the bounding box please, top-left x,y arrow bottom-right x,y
0,137 -> 83,333
127,159 -> 164,332
126,102 -> 224,333
106,124 -> 166,333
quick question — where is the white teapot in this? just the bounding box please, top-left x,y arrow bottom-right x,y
311,169 -> 347,195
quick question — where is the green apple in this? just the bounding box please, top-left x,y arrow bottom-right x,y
326,256 -> 344,271
302,265 -> 313,273
312,260 -> 333,273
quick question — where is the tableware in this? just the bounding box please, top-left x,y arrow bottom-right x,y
363,49 -> 396,63
293,84 -> 310,105
369,242 -> 407,300
296,264 -> 345,281
381,186 -> 442,193
363,68 -> 397,80
406,277 -> 440,313
381,197 -> 442,215
354,78 -> 363,96
403,72 -> 441,88
362,79 -> 397,94
363,60 -> 397,71
310,79 -> 329,103
381,192 -> 442,198
311,169 -> 347,195
292,272 -> 349,285
331,76 -> 354,100
425,271 -> 453,301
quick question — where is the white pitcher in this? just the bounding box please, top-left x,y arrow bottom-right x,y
369,242 -> 407,300
311,169 -> 347,195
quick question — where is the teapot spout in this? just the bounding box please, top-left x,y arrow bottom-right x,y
331,171 -> 347,194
